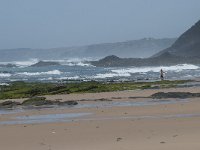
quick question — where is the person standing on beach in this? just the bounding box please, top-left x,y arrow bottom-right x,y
160,69 -> 164,80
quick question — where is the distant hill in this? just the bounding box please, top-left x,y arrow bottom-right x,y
153,20 -> 200,57
90,53 -> 200,67
30,61 -> 60,67
91,20 -> 200,67
0,38 -> 176,61
64,38 -> 176,58
91,53 -> 200,67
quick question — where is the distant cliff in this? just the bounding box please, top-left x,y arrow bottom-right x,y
91,20 -> 200,67
90,54 -> 200,67
0,38 -> 176,61
153,20 -> 200,57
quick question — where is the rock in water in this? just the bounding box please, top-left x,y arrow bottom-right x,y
31,61 -> 60,67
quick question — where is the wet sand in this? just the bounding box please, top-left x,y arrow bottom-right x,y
1,87 -> 200,150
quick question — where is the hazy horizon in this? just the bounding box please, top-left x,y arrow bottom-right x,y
0,37 -> 177,50
0,0 -> 200,49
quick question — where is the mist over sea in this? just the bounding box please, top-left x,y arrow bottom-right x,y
0,58 -> 199,84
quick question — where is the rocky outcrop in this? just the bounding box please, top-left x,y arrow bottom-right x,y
90,53 -> 200,67
151,92 -> 200,99
153,20 -> 200,57
30,61 -> 60,67
0,97 -> 78,109
0,101 -> 21,108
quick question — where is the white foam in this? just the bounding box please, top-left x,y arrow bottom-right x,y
17,70 -> 62,76
112,64 -> 199,74
0,73 -> 11,78
13,58 -> 39,67
93,72 -> 131,79
0,58 -> 94,68
58,76 -> 80,80
39,77 -> 53,81
0,83 -> 9,86
0,58 -> 39,68
46,58 -> 93,67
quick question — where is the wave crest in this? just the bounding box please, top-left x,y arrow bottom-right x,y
17,70 -> 62,76
111,64 -> 199,74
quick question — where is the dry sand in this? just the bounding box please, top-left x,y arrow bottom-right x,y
1,87 -> 200,150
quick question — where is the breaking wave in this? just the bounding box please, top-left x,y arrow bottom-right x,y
111,64 -> 199,74
0,73 -> 12,78
13,59 -> 39,67
0,58 -> 93,68
0,63 -> 199,82
17,70 -> 62,76
93,72 -> 131,79
51,58 -> 94,67
57,76 -> 80,80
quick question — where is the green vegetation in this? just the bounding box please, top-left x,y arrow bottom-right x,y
0,80 -> 190,100
22,97 -> 47,106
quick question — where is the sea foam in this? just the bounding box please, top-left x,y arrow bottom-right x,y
13,58 -> 39,67
111,64 -> 199,74
0,73 -> 12,78
93,72 -> 131,79
17,70 -> 62,76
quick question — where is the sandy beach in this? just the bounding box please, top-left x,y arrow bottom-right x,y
1,86 -> 200,150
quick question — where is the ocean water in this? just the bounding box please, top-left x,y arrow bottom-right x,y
0,58 -> 200,83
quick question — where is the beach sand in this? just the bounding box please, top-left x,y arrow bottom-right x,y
1,87 -> 200,150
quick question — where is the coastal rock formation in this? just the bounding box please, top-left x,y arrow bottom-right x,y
90,53 -> 200,67
90,20 -> 200,67
151,92 -> 200,99
153,20 -> 200,57
30,61 -> 60,67
0,101 -> 21,108
0,97 -> 78,109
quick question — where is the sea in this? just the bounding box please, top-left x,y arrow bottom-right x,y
0,58 -> 200,84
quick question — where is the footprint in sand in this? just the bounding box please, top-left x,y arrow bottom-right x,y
116,137 -> 123,142
39,142 -> 46,146
160,141 -> 166,144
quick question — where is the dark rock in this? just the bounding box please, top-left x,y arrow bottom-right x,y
22,97 -> 52,106
30,61 -> 60,67
78,98 -> 112,102
90,53 -> 200,67
0,101 -> 21,108
61,100 -> 78,106
95,98 -> 112,101
0,97 -> 78,109
151,92 -> 200,99
22,97 -> 78,106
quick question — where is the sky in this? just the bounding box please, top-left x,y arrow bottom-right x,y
0,0 -> 200,49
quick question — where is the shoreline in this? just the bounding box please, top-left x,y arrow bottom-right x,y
0,79 -> 195,101
1,84 -> 200,149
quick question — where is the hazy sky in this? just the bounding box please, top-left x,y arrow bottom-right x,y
0,0 -> 200,49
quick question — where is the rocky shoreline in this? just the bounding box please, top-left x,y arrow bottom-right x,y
0,96 -> 78,109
